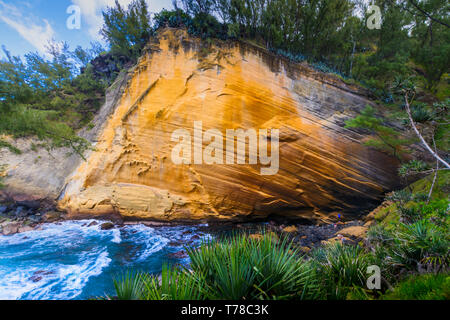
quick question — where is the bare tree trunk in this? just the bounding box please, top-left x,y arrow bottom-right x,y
427,137 -> 439,203
404,95 -> 450,169
349,35 -> 356,77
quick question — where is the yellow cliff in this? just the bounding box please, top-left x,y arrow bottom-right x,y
58,29 -> 400,222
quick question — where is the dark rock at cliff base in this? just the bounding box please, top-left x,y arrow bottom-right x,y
100,222 -> 115,230
28,215 -> 42,224
42,211 -> 61,223
15,206 -> 33,218
88,53 -> 132,82
288,221 -> 364,248
16,200 -> 41,210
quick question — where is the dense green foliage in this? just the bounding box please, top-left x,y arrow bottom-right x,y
381,272 -> 450,300
109,226 -> 448,300
345,106 -> 410,160
364,172 -> 449,299
101,0 -> 153,63
309,242 -> 373,300
0,43 -> 106,156
110,271 -> 148,300
368,192 -> 449,279
187,233 -> 319,300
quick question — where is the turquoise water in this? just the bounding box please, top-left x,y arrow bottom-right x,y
0,220 -> 211,300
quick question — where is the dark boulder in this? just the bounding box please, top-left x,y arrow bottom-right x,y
100,222 -> 115,230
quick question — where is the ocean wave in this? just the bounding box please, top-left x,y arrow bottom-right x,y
0,220 -> 212,300
0,249 -> 111,300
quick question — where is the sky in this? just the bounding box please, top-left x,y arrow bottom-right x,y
0,0 -> 174,59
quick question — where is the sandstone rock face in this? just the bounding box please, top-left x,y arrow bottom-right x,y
56,29 -> 399,222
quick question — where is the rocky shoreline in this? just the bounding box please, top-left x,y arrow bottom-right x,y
0,202 -> 63,236
0,200 -> 372,251
232,218 -> 371,251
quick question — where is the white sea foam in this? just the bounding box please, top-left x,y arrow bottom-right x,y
0,249 -> 111,300
48,250 -> 111,300
123,225 -> 169,261
0,269 -> 44,300
110,228 -> 122,244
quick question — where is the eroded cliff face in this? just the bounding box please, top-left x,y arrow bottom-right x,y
0,69 -> 129,208
58,29 -> 400,222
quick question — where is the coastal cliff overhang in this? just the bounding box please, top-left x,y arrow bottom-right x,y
5,28 -> 402,222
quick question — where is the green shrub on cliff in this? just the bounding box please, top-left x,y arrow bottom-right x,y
0,140 -> 21,155
345,106 -> 409,161
0,43 -> 105,157
101,0 -> 153,62
0,164 -> 6,189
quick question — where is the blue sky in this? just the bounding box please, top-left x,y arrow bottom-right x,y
0,0 -> 174,59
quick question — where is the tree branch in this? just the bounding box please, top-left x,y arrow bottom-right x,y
427,136 -> 439,203
404,94 -> 450,169
408,0 -> 450,29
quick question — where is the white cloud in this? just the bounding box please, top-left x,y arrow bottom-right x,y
0,0 -> 56,55
1,17 -> 55,54
72,0 -> 172,41
0,0 -> 173,55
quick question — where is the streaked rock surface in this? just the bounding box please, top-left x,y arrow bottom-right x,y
2,29 -> 400,222
59,29 -> 399,222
